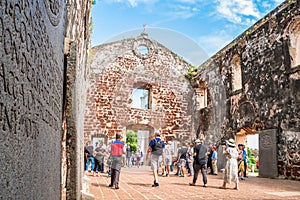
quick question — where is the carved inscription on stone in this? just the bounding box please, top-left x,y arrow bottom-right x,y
43,0 -> 63,26
260,134 -> 272,149
0,0 -> 64,199
259,129 -> 278,178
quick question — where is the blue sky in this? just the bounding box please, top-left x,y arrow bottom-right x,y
91,0 -> 285,65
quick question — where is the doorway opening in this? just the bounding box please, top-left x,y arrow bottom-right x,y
125,125 -> 154,167
236,127 -> 259,177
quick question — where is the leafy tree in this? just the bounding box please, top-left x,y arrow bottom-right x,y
126,130 -> 138,153
247,148 -> 256,167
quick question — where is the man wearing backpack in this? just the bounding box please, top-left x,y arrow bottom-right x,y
146,132 -> 165,187
176,144 -> 188,177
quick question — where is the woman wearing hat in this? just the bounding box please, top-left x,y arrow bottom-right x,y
220,138 -> 239,190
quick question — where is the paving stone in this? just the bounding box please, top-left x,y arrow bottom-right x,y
88,166 -> 300,200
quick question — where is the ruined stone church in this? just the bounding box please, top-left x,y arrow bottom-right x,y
84,32 -> 198,154
85,0 -> 300,181
0,0 -> 299,200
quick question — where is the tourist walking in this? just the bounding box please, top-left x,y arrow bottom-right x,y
146,132 -> 165,187
189,139 -> 208,187
220,138 -> 239,190
164,141 -> 173,177
93,142 -> 106,176
136,145 -> 143,168
126,144 -> 132,167
84,141 -> 95,174
108,134 -> 126,189
211,146 -> 218,175
207,144 -> 213,174
238,144 -> 246,180
187,142 -> 194,177
242,144 -> 248,178
176,144 -> 188,177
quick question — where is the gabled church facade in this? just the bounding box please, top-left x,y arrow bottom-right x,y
85,32 -> 198,149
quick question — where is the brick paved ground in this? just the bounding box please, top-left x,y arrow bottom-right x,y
88,166 -> 300,200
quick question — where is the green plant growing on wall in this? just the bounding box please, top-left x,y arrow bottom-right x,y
185,65 -> 200,80
126,130 -> 138,153
288,0 -> 296,4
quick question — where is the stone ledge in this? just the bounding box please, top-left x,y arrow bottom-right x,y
81,191 -> 95,200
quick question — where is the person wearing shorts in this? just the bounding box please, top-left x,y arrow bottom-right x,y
164,141 -> 173,177
146,132 -> 165,187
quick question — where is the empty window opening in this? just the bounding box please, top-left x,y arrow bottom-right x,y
231,56 -> 242,92
196,81 -> 207,110
132,88 -> 150,109
289,19 -> 300,68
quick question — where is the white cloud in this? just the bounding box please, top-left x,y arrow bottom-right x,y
261,2 -> 271,8
107,0 -> 157,7
175,0 -> 204,3
215,0 -> 261,25
197,30 -> 233,56
167,4 -> 200,19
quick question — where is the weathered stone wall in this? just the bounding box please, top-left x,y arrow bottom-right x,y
196,0 -> 300,179
0,0 -> 65,199
192,65 -> 227,144
85,33 -> 197,142
63,0 -> 92,199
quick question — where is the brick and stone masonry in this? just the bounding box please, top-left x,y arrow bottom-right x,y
194,0 -> 300,180
85,32 -> 198,144
62,0 -> 93,199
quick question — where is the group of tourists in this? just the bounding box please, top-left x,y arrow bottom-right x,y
84,141 -> 107,177
84,132 -> 246,190
125,145 -> 144,168
145,132 -> 239,189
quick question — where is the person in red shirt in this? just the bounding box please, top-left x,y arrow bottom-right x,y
108,134 -> 125,189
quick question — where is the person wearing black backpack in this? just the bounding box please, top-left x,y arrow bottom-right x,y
176,144 -> 188,177
146,132 -> 165,187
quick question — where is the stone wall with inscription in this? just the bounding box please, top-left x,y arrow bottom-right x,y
194,1 -> 300,179
0,0 -> 65,199
85,33 -> 197,143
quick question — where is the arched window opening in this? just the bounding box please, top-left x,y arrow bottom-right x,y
195,81 -> 207,110
231,55 -> 242,92
288,19 -> 300,68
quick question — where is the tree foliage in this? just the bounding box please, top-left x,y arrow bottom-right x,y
247,148 -> 257,167
126,130 -> 138,153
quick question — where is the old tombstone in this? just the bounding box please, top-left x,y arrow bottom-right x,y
259,129 -> 278,178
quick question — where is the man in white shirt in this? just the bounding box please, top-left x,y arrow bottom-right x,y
164,141 -> 173,177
